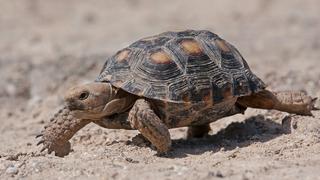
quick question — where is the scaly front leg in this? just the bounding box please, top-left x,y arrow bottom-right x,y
128,99 -> 171,153
36,107 -> 90,157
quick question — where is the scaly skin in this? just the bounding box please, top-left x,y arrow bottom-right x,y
128,99 -> 171,153
36,107 -> 90,157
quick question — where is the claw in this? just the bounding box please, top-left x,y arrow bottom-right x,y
48,149 -> 53,154
312,97 -> 319,110
40,146 -> 48,152
37,140 -> 44,146
35,134 -> 43,138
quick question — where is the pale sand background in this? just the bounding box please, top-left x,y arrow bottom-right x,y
0,0 -> 320,179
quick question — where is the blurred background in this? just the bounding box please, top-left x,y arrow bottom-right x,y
0,0 -> 319,179
1,0 -> 320,105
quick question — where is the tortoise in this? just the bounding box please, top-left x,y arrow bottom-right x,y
36,30 -> 318,157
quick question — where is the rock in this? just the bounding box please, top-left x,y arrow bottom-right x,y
0,162 -> 6,171
216,170 -> 224,178
125,157 -> 139,164
281,115 -> 294,134
282,115 -> 320,134
315,98 -> 320,110
5,165 -> 18,175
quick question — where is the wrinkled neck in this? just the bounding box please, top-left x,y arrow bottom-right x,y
93,112 -> 133,130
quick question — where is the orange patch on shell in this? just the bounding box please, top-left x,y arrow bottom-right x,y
180,39 -> 202,55
116,49 -> 130,62
150,51 -> 172,64
182,94 -> 193,108
214,39 -> 230,52
182,95 -> 190,102
203,92 -> 213,106
223,85 -> 233,99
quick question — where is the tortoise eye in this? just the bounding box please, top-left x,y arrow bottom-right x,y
79,91 -> 89,100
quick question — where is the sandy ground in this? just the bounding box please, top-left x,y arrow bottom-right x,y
0,0 -> 320,179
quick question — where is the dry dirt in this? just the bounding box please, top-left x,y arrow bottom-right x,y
1,0 -> 320,179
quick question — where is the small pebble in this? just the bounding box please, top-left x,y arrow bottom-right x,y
7,112 -> 13,117
5,165 -> 18,175
31,160 -> 42,173
125,157 -> 139,164
207,171 -> 215,177
0,163 -> 6,171
216,170 -> 223,178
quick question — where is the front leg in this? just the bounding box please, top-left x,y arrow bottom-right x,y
128,99 -> 171,153
36,107 -> 90,157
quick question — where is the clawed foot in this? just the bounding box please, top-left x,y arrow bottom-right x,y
131,134 -> 151,147
130,134 -> 172,155
156,150 -> 171,157
273,91 -> 319,116
36,133 -> 71,157
298,96 -> 319,116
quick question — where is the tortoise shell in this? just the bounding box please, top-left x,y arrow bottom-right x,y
96,30 -> 266,103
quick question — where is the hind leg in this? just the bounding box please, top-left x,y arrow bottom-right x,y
237,89 -> 318,116
187,124 -> 211,139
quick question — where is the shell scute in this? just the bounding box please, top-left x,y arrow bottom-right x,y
179,39 -> 203,55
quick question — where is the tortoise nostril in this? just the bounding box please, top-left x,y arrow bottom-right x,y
66,101 -> 76,110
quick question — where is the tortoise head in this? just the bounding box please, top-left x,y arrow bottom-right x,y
64,82 -> 131,120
